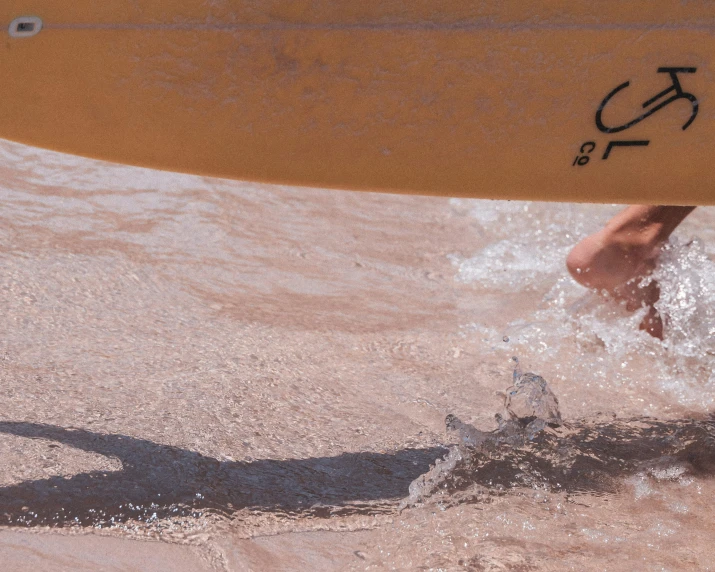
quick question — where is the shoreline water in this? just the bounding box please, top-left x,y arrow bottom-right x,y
1,138 -> 714,570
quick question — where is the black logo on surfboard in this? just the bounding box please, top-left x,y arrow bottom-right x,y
572,67 -> 698,166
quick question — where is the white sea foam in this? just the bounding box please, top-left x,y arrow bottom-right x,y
450,199 -> 715,410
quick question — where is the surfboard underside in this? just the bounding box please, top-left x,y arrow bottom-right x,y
2,2 -> 715,205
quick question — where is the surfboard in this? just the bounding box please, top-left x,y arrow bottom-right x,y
1,2 -> 714,205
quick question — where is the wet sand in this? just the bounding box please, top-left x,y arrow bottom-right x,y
0,529 -> 379,571
0,530 -> 214,571
1,139 -> 714,570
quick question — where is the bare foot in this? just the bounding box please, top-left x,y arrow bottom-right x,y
566,206 -> 695,339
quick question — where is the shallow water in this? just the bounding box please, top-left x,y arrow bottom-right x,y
0,138 -> 713,570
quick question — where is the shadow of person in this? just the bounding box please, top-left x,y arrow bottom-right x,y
2,415 -> 714,528
0,421 -> 446,528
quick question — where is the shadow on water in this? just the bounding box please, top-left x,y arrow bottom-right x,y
409,414 -> 715,506
1,416 -> 714,528
0,421 -> 446,528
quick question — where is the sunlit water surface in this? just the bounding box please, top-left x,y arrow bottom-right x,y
0,139 -> 713,570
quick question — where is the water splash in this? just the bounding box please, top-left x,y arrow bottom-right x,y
403,364 -> 715,508
451,199 -> 715,411
404,363 -> 564,507
504,357 -> 562,427
655,238 -> 715,358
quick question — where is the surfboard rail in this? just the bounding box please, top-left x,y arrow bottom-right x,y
2,2 -> 715,205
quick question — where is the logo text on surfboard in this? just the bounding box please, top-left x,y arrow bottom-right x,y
572,68 -> 698,165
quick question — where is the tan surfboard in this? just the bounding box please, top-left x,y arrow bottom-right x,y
1,2 -> 714,205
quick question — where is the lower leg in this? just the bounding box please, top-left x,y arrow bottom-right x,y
566,205 -> 695,338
